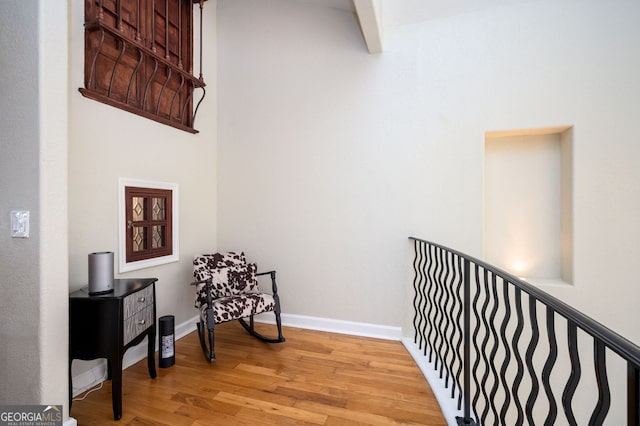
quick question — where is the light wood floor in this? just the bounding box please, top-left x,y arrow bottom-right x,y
70,322 -> 446,425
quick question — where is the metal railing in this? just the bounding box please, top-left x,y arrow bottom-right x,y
409,237 -> 640,426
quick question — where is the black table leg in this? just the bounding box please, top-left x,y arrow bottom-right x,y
68,359 -> 73,411
111,355 -> 123,420
147,325 -> 157,379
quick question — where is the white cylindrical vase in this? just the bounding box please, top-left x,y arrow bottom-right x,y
88,251 -> 114,295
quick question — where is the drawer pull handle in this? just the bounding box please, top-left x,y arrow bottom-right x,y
138,297 -> 146,303
138,319 -> 146,325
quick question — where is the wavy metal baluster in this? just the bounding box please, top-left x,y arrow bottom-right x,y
437,249 -> 448,375
511,287 -> 525,426
418,241 -> 430,354
425,243 -> 437,360
478,268 -> 494,425
525,295 -> 540,426
453,254 -> 464,406
629,362 -> 640,426
499,280 -> 513,425
411,239 -> 422,346
471,265 -> 486,421
542,307 -> 558,426
589,340 -> 611,425
434,246 -> 447,375
428,244 -> 441,364
487,273 -> 501,424
562,321 -> 581,426
442,251 -> 455,387
460,258 -> 475,426
417,241 -> 429,353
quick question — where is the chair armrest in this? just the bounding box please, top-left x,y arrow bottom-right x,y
191,278 -> 216,329
191,278 -> 215,307
256,270 -> 278,295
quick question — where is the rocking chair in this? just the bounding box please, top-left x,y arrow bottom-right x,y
191,252 -> 285,362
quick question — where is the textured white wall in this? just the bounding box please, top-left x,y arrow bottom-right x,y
0,0 -> 43,405
0,1 -> 69,418
67,1 -> 218,381
218,0 -> 484,328
217,0 -> 640,347
38,0 -> 70,416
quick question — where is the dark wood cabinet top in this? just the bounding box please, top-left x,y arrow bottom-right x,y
70,278 -> 157,299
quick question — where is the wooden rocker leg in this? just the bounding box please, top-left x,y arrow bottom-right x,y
274,309 -> 285,342
237,309 -> 286,344
197,307 -> 216,362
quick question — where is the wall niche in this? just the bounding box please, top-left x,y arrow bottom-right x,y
484,126 -> 573,285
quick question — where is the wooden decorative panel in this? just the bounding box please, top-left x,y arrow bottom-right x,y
81,0 -> 205,133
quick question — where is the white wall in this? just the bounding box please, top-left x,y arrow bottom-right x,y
67,0 -> 218,385
0,0 -> 69,419
0,0 -> 43,405
38,0 -> 70,415
217,0 -> 640,350
218,0 -> 484,328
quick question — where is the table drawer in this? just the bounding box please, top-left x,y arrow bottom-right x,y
124,285 -> 154,318
124,305 -> 154,345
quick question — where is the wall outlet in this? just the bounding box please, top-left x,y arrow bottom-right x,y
11,210 -> 30,238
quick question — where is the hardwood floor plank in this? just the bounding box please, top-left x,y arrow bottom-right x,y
174,404 -> 252,426
272,385 -> 347,408
213,392 -> 328,424
233,407 -> 323,426
345,395 -> 441,421
232,363 -> 289,379
70,322 -> 445,425
293,400 -> 434,426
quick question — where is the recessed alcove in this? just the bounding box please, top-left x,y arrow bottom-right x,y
483,126 -> 573,285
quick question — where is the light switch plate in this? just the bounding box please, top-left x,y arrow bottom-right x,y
11,210 -> 30,238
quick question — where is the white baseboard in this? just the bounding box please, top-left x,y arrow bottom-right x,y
72,313 -> 400,397
70,360 -> 108,397
401,337 -> 467,426
64,417 -> 77,426
254,312 -> 402,341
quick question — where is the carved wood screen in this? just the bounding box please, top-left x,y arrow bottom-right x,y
81,0 -> 205,133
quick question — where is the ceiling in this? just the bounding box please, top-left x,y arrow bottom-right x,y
379,0 -> 535,27
293,0 -> 536,27
289,0 -> 537,53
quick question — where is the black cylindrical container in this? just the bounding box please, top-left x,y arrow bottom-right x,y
159,315 -> 175,368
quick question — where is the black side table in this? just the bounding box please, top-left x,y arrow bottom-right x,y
69,278 -> 158,420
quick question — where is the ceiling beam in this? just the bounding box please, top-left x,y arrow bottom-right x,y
353,0 -> 383,53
